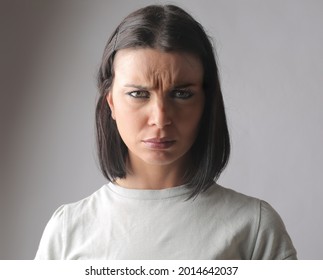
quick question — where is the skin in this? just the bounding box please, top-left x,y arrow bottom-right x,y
107,48 -> 204,189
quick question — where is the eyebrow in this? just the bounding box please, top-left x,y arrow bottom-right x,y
124,84 -> 150,90
124,83 -> 196,90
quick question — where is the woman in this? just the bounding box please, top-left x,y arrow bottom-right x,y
35,5 -> 297,259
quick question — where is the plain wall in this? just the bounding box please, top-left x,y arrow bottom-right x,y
1,0 -> 322,259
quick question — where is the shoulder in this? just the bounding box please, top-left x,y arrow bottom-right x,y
202,183 -> 297,259
35,186 -> 108,259
199,184 -> 263,235
35,204 -> 65,259
203,184 -> 284,221
252,200 -> 297,259
201,183 -> 262,213
59,185 -> 109,218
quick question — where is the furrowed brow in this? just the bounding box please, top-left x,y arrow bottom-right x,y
173,83 -> 195,89
124,84 -> 151,90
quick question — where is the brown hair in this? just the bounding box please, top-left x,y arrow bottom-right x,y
96,5 -> 230,198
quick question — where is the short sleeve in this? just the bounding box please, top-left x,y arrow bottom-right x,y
34,205 -> 65,260
251,201 -> 297,260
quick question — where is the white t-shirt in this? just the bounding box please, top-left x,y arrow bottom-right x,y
35,182 -> 297,259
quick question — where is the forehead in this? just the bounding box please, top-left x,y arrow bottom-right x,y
113,48 -> 203,86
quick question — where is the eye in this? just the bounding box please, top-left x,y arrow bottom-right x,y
171,90 -> 193,99
128,91 -> 150,99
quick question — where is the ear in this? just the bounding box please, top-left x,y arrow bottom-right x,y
106,91 -> 115,120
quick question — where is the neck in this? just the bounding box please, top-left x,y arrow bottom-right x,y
116,155 -> 190,190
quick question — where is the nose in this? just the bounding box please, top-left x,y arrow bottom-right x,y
148,98 -> 172,128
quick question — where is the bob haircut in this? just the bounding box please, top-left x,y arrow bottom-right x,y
96,4 -> 230,198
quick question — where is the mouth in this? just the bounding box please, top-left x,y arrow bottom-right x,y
142,138 -> 176,149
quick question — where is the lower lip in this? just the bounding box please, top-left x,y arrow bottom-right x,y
142,140 -> 176,149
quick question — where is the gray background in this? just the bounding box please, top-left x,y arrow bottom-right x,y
1,0 -> 322,259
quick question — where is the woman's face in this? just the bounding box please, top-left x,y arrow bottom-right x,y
107,48 -> 204,170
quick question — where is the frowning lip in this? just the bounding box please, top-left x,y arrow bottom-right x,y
142,137 -> 175,143
142,137 -> 176,149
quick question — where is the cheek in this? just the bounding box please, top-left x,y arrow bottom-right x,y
178,103 -> 204,134
114,103 -> 145,141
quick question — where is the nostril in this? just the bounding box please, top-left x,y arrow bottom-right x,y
149,115 -> 172,128
155,120 -> 172,128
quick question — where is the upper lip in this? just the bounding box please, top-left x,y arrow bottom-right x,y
142,137 -> 175,143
